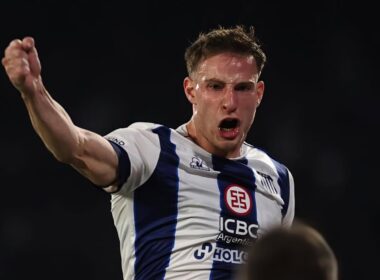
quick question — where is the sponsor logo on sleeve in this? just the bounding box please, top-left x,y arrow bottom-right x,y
106,137 -> 125,146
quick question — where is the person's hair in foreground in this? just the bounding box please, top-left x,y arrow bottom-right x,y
244,222 -> 338,280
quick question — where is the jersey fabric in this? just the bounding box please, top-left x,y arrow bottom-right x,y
104,122 -> 295,280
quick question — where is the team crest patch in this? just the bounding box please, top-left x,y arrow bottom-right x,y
224,185 -> 252,216
256,171 -> 277,195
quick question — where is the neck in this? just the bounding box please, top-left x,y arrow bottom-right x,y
185,120 -> 197,142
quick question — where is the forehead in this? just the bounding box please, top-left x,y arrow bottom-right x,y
195,52 -> 258,82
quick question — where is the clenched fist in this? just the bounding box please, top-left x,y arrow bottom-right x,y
2,37 -> 42,96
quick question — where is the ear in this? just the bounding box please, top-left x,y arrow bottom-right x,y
256,80 -> 265,106
183,77 -> 197,105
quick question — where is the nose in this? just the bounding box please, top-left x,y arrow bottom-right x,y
222,86 -> 238,112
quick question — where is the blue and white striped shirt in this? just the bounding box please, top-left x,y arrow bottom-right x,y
105,122 -> 295,280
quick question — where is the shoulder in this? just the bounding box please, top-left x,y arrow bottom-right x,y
104,122 -> 167,146
106,122 -> 164,136
245,144 -> 292,177
121,122 -> 163,132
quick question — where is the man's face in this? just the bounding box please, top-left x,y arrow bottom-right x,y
184,52 -> 264,158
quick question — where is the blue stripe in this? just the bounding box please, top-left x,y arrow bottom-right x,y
107,140 -> 131,191
133,126 -> 179,280
272,160 -> 290,218
210,156 -> 257,280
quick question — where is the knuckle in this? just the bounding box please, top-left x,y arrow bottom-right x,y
10,39 -> 22,47
1,56 -> 8,66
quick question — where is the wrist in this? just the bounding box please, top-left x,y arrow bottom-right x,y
20,76 -> 45,101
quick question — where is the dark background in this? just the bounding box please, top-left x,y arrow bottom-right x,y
0,0 -> 378,279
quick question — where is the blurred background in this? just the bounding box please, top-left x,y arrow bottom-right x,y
0,0 -> 378,279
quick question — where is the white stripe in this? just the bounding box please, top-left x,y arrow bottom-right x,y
164,134 -> 220,279
111,191 -> 136,280
246,149 -> 287,234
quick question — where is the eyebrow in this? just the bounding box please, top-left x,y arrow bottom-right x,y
203,78 -> 256,86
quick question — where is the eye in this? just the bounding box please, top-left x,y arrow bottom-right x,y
207,82 -> 224,91
235,83 -> 255,92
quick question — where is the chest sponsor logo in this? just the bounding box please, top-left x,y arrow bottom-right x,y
225,185 -> 252,216
219,217 -> 258,239
218,184 -> 258,247
193,242 -> 248,264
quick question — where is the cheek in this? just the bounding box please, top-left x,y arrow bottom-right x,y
197,102 -> 213,121
241,101 -> 257,122
196,98 -> 218,127
197,94 -> 218,111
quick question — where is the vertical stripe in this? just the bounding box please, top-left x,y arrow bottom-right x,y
210,157 -> 258,280
133,126 -> 179,280
272,160 -> 290,218
107,140 -> 131,191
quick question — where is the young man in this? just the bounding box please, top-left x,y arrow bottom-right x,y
243,222 -> 338,280
2,26 -> 295,279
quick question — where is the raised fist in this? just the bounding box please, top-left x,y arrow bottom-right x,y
2,37 -> 42,95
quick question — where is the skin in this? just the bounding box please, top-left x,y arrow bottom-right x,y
2,37 -> 119,189
184,52 -> 265,158
2,38 -> 263,191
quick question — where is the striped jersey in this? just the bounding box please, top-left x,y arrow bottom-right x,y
104,122 -> 295,280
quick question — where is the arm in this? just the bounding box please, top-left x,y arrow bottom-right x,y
2,37 -> 118,187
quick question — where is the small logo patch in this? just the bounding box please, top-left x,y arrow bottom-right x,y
190,156 -> 210,171
257,171 -> 277,194
106,136 -> 125,146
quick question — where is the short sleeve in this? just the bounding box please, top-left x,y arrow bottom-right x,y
104,122 -> 161,193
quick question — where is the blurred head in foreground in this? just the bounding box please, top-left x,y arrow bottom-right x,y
243,222 -> 338,280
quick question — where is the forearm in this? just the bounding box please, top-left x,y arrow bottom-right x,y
21,78 -> 82,163
3,37 -> 118,187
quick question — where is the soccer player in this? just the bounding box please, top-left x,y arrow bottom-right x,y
2,25 -> 295,279
243,222 -> 338,280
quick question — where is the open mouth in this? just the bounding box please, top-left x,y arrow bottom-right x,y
219,118 -> 240,131
218,118 -> 240,139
